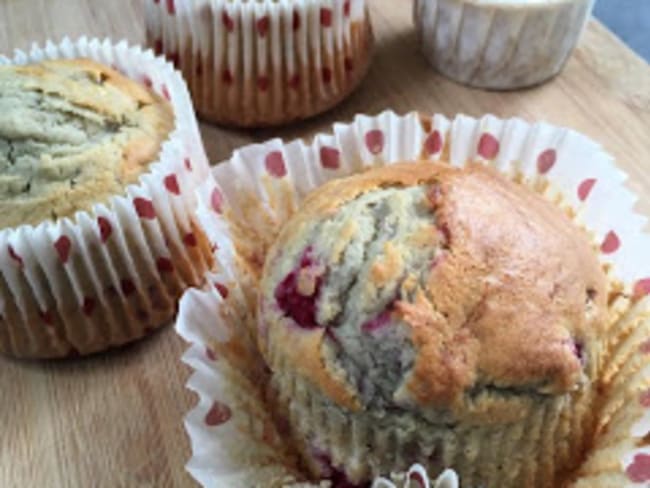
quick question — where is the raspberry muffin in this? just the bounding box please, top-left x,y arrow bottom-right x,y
257,162 -> 608,486
0,56 -> 212,358
145,0 -> 374,127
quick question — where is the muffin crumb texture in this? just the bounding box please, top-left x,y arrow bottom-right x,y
0,58 -> 173,228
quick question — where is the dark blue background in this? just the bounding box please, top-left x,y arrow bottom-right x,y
595,0 -> 650,61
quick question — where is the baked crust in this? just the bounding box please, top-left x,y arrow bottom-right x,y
261,162 -> 608,411
0,58 -> 173,228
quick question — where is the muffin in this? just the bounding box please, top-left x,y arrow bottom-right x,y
145,0 -> 374,127
413,0 -> 595,89
0,52 -> 212,358
257,162 -> 608,486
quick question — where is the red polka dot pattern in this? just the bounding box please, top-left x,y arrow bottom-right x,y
134,198 -> 156,219
408,471 -> 426,488
205,400 -> 232,426
54,235 -> 72,263
600,231 -> 620,254
477,133 -> 499,159
288,74 -> 301,90
97,216 -> 112,242
184,233 -> 198,247
344,0 -> 351,16
206,347 -> 217,361
156,257 -> 174,274
537,149 -> 556,174
634,279 -> 650,300
184,158 -> 193,171
214,282 -> 229,299
8,245 -> 23,268
222,11 -> 234,31
626,453 -> 650,483
320,147 -> 340,170
162,84 -> 171,101
82,297 -> 95,317
577,178 -> 597,201
164,174 -> 180,195
365,130 -> 385,155
292,10 -> 300,31
424,130 -> 443,156
211,188 -> 224,213
257,76 -> 270,91
143,75 -> 153,89
166,0 -> 175,15
320,8 -> 332,27
265,151 -> 287,178
121,279 -> 136,296
256,16 -> 269,36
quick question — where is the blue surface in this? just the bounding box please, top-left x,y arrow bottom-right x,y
594,0 -> 650,61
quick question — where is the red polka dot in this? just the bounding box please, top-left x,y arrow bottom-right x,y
292,10 -> 300,30
424,130 -> 443,156
265,151 -> 287,178
288,73 -> 301,90
134,198 -> 156,219
39,310 -> 54,326
634,279 -> 650,300
121,279 -> 136,296
577,178 -> 596,201
537,149 -> 557,174
8,245 -> 23,268
82,297 -> 95,317
184,158 -> 193,171
477,133 -> 499,159
154,0 -> 160,4
365,130 -> 385,155
344,57 -> 353,72
162,84 -> 171,100
168,51 -> 180,68
206,347 -> 217,361
320,8 -> 333,26
54,235 -> 72,263
214,282 -> 229,298
257,76 -> 270,92
211,188 -> 224,213
156,257 -> 174,274
344,0 -> 351,16
626,453 -> 650,483
164,174 -> 180,195
222,10 -> 234,31
320,146 -> 340,170
153,39 -> 163,56
222,69 -> 233,85
166,0 -> 175,15
600,231 -> 620,254
97,216 -> 112,242
256,16 -> 269,36
408,471 -> 426,488
205,400 -> 232,426
143,75 -> 153,88
322,67 -> 332,84
184,232 -> 198,247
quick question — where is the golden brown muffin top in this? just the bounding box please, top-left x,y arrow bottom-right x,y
260,162 -> 608,412
0,58 -> 173,229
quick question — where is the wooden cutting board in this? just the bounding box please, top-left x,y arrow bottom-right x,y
1,1 -> 649,486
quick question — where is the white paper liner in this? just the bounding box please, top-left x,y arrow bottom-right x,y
177,110 -> 650,486
144,0 -> 373,127
0,37 -> 212,358
413,0 -> 595,89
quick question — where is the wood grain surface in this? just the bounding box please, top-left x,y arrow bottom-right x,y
1,1 -> 649,487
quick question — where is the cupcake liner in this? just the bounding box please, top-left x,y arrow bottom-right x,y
145,0 -> 373,127
0,37 -> 213,358
413,0 -> 595,89
176,110 -> 650,486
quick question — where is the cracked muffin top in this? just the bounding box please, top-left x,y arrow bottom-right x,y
259,162 -> 608,414
0,58 -> 173,229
